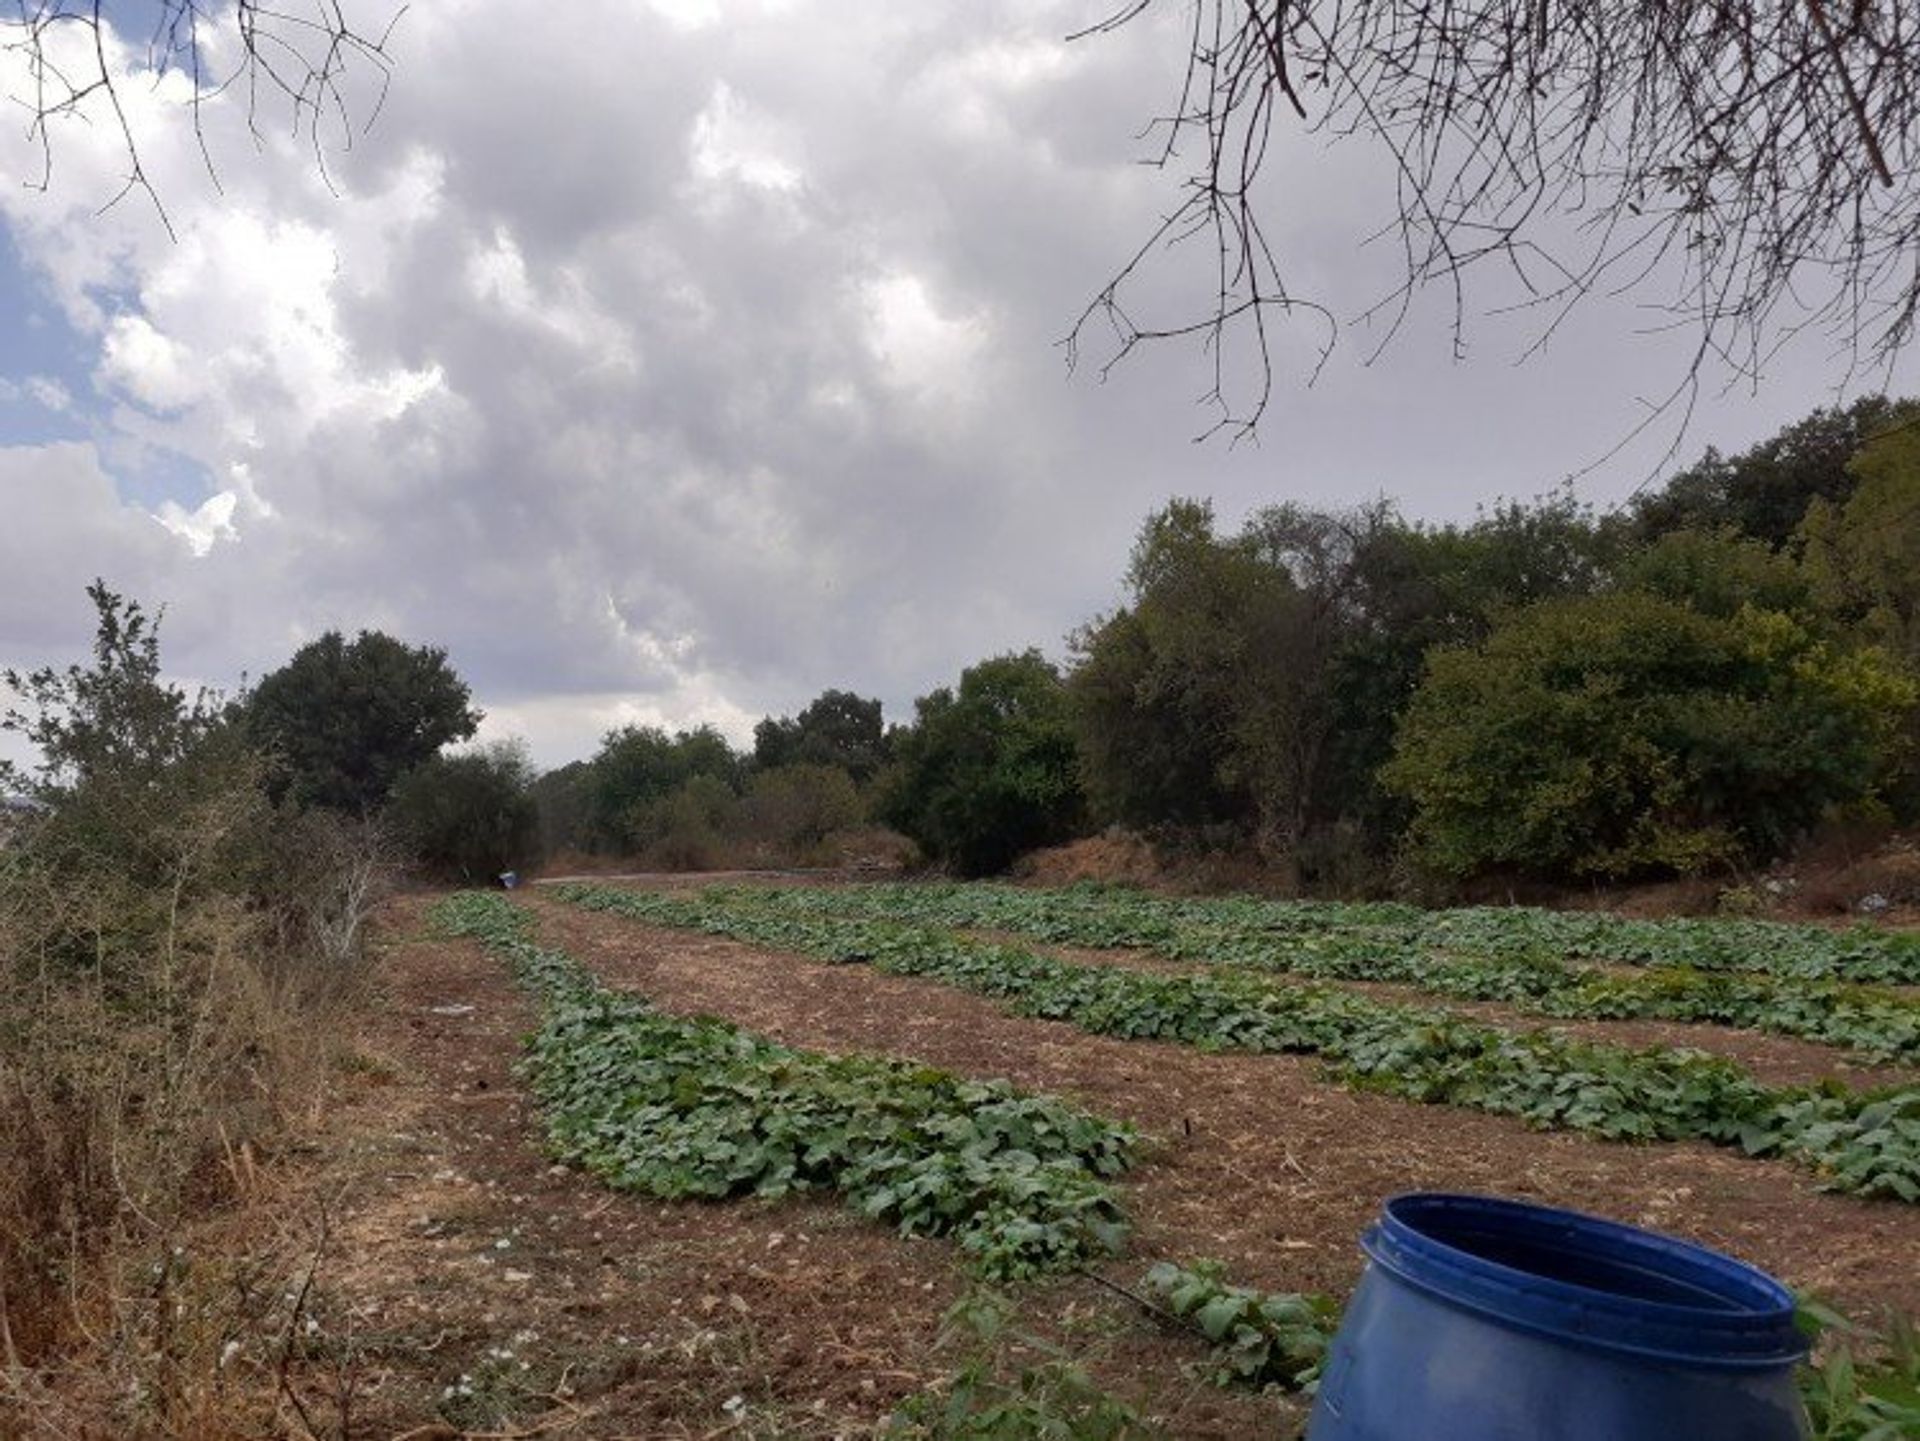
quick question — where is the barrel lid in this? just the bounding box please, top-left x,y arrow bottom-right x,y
1360,1193 -> 1806,1370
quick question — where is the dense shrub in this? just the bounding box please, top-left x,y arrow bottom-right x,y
388,741 -> 542,882
1383,591 -> 1916,879
739,763 -> 863,860
882,652 -> 1084,876
0,585 -> 371,1373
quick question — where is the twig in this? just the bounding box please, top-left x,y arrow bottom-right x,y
276,1200 -> 329,1440
1074,1267 -> 1186,1331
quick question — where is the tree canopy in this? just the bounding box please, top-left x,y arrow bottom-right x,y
882,651 -> 1084,877
752,690 -> 889,781
248,630 -> 479,814
1383,592 -> 1915,879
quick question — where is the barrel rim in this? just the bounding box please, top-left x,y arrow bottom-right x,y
1360,1192 -> 1807,1370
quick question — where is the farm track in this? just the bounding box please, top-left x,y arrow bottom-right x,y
954,929 -> 1920,1093
522,891 -> 1920,1319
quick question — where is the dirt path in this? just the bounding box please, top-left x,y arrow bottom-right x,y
523,892 -> 1920,1321
259,895 -> 1280,1439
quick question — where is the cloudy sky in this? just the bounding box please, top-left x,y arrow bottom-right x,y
2,0 -> 1914,769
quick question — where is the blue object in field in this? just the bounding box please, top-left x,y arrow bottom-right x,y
498,871 -> 519,890
1306,1193 -> 1810,1441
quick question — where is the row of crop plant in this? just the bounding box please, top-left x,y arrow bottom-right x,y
437,889 -> 1920,1438
554,884 -> 1920,1203
696,884 -> 1920,1064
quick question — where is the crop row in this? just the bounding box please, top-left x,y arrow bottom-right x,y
554,884 -> 1920,1203
431,891 -> 1134,1279
730,881 -> 1920,985
703,883 -> 1920,1064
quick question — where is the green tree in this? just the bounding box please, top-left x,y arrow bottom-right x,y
388,741 -> 542,883
882,651 -> 1084,876
752,689 -> 888,780
585,723 -> 742,852
1071,494 -> 1612,864
631,774 -> 739,870
1383,591 -> 1916,880
1069,500 -> 1261,835
740,764 -> 864,858
1619,397 -> 1911,549
529,758 -> 595,857
248,630 -> 479,813
1802,421 -> 1920,666
1615,528 -> 1813,621
2,581 -> 266,968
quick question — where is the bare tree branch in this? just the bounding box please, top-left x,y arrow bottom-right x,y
1072,1 -> 1920,439
3,0 -> 405,229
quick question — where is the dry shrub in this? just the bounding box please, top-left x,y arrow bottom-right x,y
0,586 -> 382,1435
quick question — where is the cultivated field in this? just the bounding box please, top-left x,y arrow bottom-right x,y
281,881 -> 1920,1437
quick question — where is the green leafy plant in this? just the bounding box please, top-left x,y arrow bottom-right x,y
1798,1302 -> 1920,1440
555,884 -> 1920,1203
431,893 -> 1134,1280
716,880 -> 1920,1060
889,1291 -> 1155,1439
1141,1261 -> 1338,1392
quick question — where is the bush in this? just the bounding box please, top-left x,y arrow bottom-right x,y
882,652 -> 1085,877
739,763 -> 863,861
0,584 -> 368,1376
1383,591 -> 1916,880
629,773 -> 739,870
388,741 -> 542,883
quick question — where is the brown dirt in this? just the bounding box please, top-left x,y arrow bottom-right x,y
235,897 -> 1282,1440
522,890 -> 1920,1324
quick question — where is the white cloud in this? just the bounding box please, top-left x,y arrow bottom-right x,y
24,376 -> 71,412
0,0 -> 1912,775
155,489 -> 239,555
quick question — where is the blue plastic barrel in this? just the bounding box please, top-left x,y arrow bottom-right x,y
1306,1193 -> 1809,1441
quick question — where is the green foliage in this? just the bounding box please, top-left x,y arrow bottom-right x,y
558,884 -> 1920,1202
740,762 -> 863,858
882,651 -> 1084,876
1803,419 -> 1920,668
528,757 -> 594,856
1620,396 -> 1909,550
0,585 -> 376,1364
581,723 -> 742,852
1071,498 -> 1309,843
1617,528 -> 1815,620
695,881 -> 1920,1060
431,892 -> 1134,1280
753,689 -> 889,781
1071,494 -> 1619,863
388,740 -> 540,882
248,629 -> 479,813
627,772 -> 739,869
1798,1305 -> 1920,1440
1141,1261 -> 1338,1392
2,581 -> 270,981
890,1291 -> 1154,1439
1384,591 -> 1916,879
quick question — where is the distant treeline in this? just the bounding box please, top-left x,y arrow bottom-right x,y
534,394 -> 1920,887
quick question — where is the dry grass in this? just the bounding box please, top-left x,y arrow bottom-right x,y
0,829 -> 379,1438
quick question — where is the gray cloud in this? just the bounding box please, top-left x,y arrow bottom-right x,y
0,0 -> 1914,768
